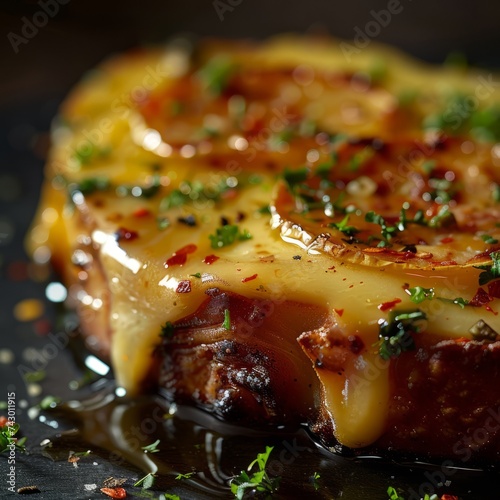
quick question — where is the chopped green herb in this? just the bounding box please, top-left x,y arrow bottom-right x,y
198,56 -> 236,96
427,176 -> 456,204
369,59 -> 387,83
160,179 -> 233,211
283,167 -> 309,190
39,395 -> 61,410
475,251 -> 500,285
209,224 -> 252,249
407,286 -> 435,304
421,160 -> 436,174
139,174 -> 162,199
453,297 -> 469,308
0,423 -> 26,453
311,472 -> 321,491
23,370 -> 46,383
328,215 -> 360,236
482,234 -> 499,244
492,183 -> 500,203
163,495 -> 181,500
71,177 -> 110,196
134,472 -> 156,489
387,486 -> 405,500
157,217 -> 171,231
160,321 -> 175,339
365,210 -> 400,244
257,204 -> 271,215
315,152 -> 338,180
223,309 -> 231,331
142,439 -> 160,454
230,446 -> 280,500
248,174 -> 263,185
175,472 -> 195,480
299,119 -> 317,137
73,143 -> 111,166
428,205 -> 456,228
269,128 -> 295,150
190,273 -> 202,279
348,147 -> 373,171
407,286 -> 468,308
71,449 -> 92,458
378,310 -> 427,360
0,402 -> 7,410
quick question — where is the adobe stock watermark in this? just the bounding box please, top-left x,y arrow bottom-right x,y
5,390 -> 17,494
383,72 -> 500,194
17,328 -> 79,382
213,0 -> 244,21
404,404 -> 500,499
339,0 -> 411,61
7,0 -> 71,54
63,61 -> 172,165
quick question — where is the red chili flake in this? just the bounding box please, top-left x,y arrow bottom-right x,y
0,416 -> 7,427
116,227 -> 139,242
203,254 -> 219,265
176,280 -> 192,293
176,244 -> 198,255
487,280 -> 500,299
133,208 -> 151,218
34,319 -> 51,336
334,308 -> 344,316
440,495 -> 459,500
241,274 -> 258,283
6,261 -> 29,281
485,305 -> 498,315
100,487 -> 127,499
165,253 -> 187,267
165,244 -> 197,268
469,288 -> 492,307
440,236 -> 454,244
378,298 -> 402,311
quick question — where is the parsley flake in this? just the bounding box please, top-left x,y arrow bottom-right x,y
328,214 -> 360,236
230,446 -> 280,500
407,286 -> 435,304
0,422 -> 26,454
134,472 -> 156,489
378,310 -> 427,360
141,439 -> 160,454
475,251 -> 500,285
223,309 -> 231,331
175,472 -> 195,480
209,224 -> 252,249
482,234 -> 499,244
160,321 -> 175,339
198,56 -> 236,96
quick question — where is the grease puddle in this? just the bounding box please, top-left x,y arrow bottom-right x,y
32,380 -> 497,499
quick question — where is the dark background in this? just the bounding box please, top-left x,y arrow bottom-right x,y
1,1 -> 500,498
2,0 -> 500,106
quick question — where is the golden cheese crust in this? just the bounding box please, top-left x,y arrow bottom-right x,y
29,35 -> 500,462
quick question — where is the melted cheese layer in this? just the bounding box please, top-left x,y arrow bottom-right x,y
29,36 -> 500,449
